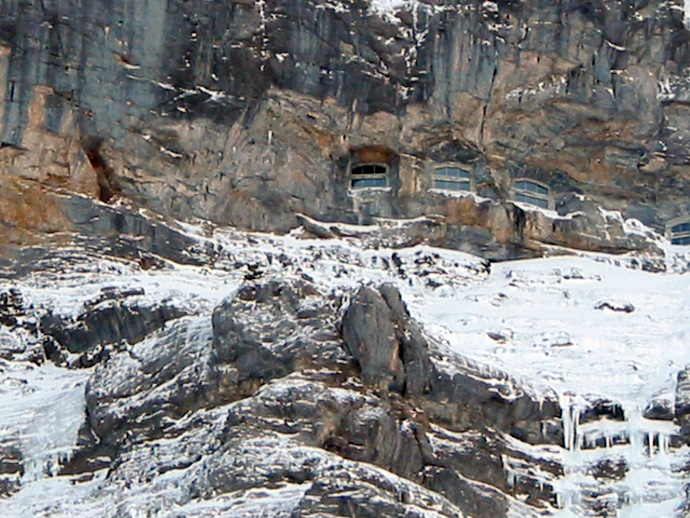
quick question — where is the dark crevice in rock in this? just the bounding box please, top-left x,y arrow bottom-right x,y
513,205 -> 527,238
81,136 -> 120,203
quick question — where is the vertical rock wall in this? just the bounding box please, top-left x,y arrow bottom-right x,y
0,0 -> 687,253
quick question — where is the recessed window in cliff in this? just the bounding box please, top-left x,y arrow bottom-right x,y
350,164 -> 389,189
668,218 -> 690,245
433,166 -> 471,192
513,179 -> 550,209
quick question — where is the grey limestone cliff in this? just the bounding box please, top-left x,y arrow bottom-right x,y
0,0 -> 687,256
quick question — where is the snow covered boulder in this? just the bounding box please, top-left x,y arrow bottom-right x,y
643,397 -> 674,421
40,287 -> 186,355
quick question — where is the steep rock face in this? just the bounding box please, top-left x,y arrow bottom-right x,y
0,0 -> 686,254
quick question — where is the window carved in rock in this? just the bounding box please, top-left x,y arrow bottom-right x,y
669,218 -> 690,245
433,166 -> 471,192
513,179 -> 550,209
350,164 -> 388,189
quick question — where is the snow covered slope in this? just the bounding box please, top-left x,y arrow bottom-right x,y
0,217 -> 689,516
414,253 -> 690,516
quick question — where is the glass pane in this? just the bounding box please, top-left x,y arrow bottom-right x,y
352,164 -> 387,176
515,180 -> 548,195
672,236 -> 690,245
351,177 -> 388,188
515,192 -> 549,208
435,167 -> 469,179
672,222 -> 690,233
434,179 -> 470,191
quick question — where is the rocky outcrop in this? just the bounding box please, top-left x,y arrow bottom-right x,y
70,276 -> 564,515
0,0 -> 685,256
343,283 -> 561,445
675,365 -> 690,442
0,445 -> 22,498
40,287 -> 186,356
85,315 -> 217,448
342,284 -> 428,392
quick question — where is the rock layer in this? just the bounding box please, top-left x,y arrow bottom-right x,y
0,0 -> 686,255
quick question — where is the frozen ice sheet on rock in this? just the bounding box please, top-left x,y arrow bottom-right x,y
0,362 -> 90,512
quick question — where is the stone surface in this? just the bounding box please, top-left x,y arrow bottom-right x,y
0,445 -> 22,498
675,365 -> 690,442
40,288 -> 186,355
0,0 -> 686,256
643,397 -> 675,421
72,276 -> 562,515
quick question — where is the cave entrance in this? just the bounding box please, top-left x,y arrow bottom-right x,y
81,136 -> 120,203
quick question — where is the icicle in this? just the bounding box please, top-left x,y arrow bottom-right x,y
629,421 -> 642,462
562,398 -> 581,452
502,455 -> 518,488
659,433 -> 669,458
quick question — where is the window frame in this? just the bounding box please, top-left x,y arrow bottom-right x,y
667,216 -> 690,245
349,163 -> 389,190
512,178 -> 551,209
430,163 -> 473,193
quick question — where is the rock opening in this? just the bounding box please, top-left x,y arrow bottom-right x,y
81,137 -> 120,203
